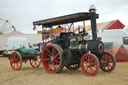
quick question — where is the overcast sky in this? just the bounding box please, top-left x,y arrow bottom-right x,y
0,0 -> 128,34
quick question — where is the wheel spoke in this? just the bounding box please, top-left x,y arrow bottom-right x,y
47,49 -> 53,56
34,61 -> 38,66
90,61 -> 96,66
108,63 -> 112,68
56,57 -> 60,59
48,60 -> 52,64
90,67 -> 94,73
87,56 -> 90,63
55,60 -> 60,63
31,60 -> 34,63
14,63 -> 16,69
33,61 -> 36,66
54,63 -> 57,70
10,58 -> 14,64
83,61 -> 88,67
85,67 -> 89,71
55,65 -> 58,70
84,61 -> 88,64
16,63 -> 20,68
55,53 -> 59,58
51,62 -> 55,70
36,59 -> 40,63
13,54 -> 16,59
47,54 -> 52,58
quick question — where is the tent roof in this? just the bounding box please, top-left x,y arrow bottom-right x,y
103,20 -> 125,30
85,20 -> 125,31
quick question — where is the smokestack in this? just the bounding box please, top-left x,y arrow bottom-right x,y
89,5 -> 97,40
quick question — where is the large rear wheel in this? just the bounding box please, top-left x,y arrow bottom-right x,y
81,53 -> 100,76
10,51 -> 22,71
42,44 -> 64,73
100,52 -> 116,72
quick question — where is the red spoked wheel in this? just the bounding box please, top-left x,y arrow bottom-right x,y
42,44 -> 64,73
81,53 -> 100,76
66,63 -> 80,70
29,51 -> 41,68
29,50 -> 41,68
100,52 -> 116,72
10,51 -> 22,71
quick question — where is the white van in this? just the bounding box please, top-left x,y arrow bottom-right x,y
97,29 -> 128,48
3,37 -> 30,56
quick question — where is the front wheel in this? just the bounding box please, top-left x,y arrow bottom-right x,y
81,53 -> 100,76
100,52 -> 116,72
42,44 -> 64,73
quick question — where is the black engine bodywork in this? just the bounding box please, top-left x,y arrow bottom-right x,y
52,32 -> 104,66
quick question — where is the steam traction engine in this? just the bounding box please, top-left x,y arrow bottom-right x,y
33,6 -> 116,76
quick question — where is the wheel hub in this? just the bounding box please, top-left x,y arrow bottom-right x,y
86,63 -> 90,66
34,57 -> 37,61
51,56 -> 54,62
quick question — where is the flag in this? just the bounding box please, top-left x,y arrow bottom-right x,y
33,25 -> 36,30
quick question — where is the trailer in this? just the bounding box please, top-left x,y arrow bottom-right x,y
8,37 -> 41,71
33,5 -> 116,76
